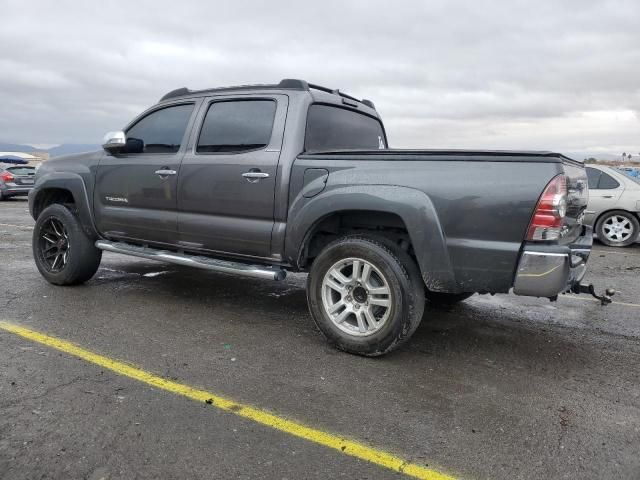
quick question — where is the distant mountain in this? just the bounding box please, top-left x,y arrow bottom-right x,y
567,152 -> 624,162
47,144 -> 100,157
0,143 -> 36,153
0,142 -> 100,158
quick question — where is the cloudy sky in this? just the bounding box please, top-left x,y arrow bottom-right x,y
1,0 -> 639,158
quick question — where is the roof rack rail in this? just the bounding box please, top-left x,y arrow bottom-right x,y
277,79 -> 308,89
280,79 -> 374,109
159,79 -> 376,109
317,84 -> 375,109
160,87 -> 191,102
361,99 -> 376,109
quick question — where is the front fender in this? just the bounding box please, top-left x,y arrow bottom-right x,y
29,171 -> 98,239
285,184 -> 458,292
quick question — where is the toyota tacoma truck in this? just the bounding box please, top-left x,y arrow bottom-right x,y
29,79 -> 602,356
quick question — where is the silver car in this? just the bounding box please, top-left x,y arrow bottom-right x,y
584,164 -> 640,247
0,164 -> 37,200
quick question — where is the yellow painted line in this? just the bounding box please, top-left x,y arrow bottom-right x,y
0,321 -> 456,480
562,295 -> 640,309
592,248 -> 640,258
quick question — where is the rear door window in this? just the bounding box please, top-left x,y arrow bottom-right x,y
586,167 -> 601,189
197,100 -> 276,153
597,172 -> 620,189
586,168 -> 620,189
305,104 -> 386,151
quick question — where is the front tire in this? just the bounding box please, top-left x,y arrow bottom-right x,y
33,204 -> 102,285
596,210 -> 639,247
307,236 -> 425,356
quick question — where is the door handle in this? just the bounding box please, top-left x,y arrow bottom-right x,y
155,169 -> 177,177
242,170 -> 270,183
603,195 -> 614,198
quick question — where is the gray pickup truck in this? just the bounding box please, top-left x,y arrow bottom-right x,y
29,79 -> 603,356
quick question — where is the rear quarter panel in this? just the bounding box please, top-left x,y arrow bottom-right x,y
288,155 -> 562,293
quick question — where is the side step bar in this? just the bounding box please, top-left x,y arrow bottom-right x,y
95,240 -> 286,281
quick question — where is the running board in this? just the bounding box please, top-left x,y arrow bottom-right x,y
95,240 -> 286,281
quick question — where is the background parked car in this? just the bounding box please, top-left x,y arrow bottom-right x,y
0,164 -> 36,200
0,155 -> 29,165
585,164 -> 640,247
618,166 -> 640,179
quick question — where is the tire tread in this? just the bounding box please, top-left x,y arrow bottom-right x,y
595,210 -> 639,247
33,204 -> 101,285
307,234 -> 425,356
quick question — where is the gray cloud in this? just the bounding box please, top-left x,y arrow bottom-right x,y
1,0 -> 638,156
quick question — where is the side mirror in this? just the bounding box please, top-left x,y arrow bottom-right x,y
102,131 -> 126,153
124,137 -> 144,154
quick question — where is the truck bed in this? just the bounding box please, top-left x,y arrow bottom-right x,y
288,150 -> 586,293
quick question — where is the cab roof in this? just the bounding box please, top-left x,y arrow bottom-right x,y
159,78 -> 377,110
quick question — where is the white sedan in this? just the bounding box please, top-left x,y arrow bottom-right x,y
584,164 -> 640,247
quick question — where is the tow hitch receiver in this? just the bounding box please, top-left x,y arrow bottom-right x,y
572,283 -> 616,305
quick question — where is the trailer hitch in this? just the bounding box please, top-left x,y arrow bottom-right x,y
571,283 -> 616,305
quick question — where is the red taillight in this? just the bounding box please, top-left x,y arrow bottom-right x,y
0,171 -> 14,182
526,174 -> 568,241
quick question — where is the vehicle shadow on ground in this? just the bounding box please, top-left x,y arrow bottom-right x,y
86,259 -> 618,379
0,197 -> 29,202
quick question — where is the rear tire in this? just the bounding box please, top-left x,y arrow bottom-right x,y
595,210 -> 639,247
33,204 -> 102,285
307,235 -> 425,356
424,291 -> 473,306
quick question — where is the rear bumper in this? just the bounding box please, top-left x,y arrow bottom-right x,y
1,185 -> 33,196
513,227 -> 592,298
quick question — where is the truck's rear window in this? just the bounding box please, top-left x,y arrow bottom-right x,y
304,104 -> 386,152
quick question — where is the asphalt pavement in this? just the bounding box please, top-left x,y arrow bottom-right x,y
1,197 -> 639,480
